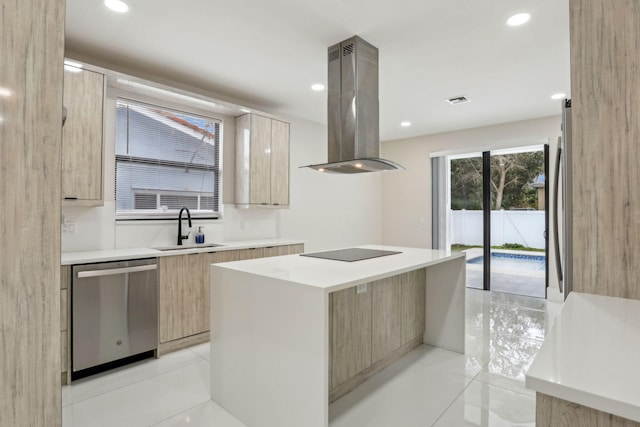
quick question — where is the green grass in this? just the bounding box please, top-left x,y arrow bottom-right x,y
451,243 -> 544,253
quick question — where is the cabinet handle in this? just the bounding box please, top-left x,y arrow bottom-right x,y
77,264 -> 157,278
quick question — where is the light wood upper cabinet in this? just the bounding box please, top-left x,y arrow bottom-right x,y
270,119 -> 290,206
235,113 -> 290,207
62,66 -> 104,204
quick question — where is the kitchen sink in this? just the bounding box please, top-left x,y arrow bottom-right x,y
153,243 -> 225,251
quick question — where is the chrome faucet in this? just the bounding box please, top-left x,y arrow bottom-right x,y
177,207 -> 192,245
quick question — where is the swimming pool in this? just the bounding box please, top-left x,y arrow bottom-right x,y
466,252 -> 546,271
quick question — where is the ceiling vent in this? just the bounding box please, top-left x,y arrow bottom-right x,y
446,96 -> 470,105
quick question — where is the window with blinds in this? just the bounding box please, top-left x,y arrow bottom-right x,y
115,99 -> 221,219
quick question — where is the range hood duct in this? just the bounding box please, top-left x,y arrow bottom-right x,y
304,36 -> 404,174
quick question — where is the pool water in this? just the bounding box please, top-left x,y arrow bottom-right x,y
466,252 -> 546,271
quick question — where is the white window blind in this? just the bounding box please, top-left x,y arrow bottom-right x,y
115,98 -> 221,219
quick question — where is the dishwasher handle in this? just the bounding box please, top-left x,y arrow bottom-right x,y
77,264 -> 157,278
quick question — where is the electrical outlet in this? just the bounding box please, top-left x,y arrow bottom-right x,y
356,283 -> 367,294
62,222 -> 77,235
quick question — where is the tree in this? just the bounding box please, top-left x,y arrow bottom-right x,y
450,151 -> 544,210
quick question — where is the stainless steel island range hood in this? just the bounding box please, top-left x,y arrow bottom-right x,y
304,36 -> 404,174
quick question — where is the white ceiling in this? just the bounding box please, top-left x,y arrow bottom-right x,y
65,0 -> 570,141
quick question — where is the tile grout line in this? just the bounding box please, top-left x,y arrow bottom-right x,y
146,397 -> 212,427
429,358 -> 490,427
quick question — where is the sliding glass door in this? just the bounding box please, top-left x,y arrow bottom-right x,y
448,152 -> 485,290
446,145 -> 548,298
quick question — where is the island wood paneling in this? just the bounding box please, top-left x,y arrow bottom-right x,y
0,0 -> 64,424
537,393 -> 640,427
401,268 -> 426,345
371,276 -> 402,364
328,268 -> 428,402
570,0 -> 640,299
329,286 -> 372,390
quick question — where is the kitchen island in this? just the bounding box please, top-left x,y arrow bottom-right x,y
210,245 -> 465,427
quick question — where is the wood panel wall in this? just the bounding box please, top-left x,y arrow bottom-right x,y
570,0 -> 640,299
0,0 -> 64,424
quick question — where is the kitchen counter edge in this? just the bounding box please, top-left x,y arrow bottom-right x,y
525,292 -> 640,423
61,239 -> 306,265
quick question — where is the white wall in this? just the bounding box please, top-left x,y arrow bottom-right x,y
380,115 -> 563,297
277,117 -> 383,252
61,82 -> 383,253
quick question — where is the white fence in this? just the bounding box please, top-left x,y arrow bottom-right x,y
451,210 -> 545,249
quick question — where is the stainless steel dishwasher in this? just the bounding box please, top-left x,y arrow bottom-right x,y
72,258 -> 158,378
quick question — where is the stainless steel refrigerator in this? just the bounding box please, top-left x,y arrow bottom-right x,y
553,99 -> 573,301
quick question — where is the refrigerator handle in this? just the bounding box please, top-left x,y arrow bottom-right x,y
553,137 -> 563,293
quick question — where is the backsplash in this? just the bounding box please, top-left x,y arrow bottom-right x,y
61,202 -> 278,252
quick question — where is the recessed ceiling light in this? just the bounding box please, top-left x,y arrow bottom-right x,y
506,13 -> 530,26
354,163 -> 363,168
551,93 -> 566,100
104,0 -> 129,13
400,121 -> 411,127
311,83 -> 325,91
0,87 -> 13,97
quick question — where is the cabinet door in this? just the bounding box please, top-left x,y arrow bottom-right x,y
159,254 -> 206,343
209,248 -> 265,263
249,115 -> 272,205
371,276 -> 402,364
270,119 -> 290,206
263,244 -> 304,257
62,67 -> 104,202
330,286 -> 372,389
400,268 -> 426,345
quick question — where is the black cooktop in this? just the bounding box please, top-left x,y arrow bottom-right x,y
300,248 -> 402,262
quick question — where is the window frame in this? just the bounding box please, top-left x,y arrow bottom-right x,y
112,93 -> 223,221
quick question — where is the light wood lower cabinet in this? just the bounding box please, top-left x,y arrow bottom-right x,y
159,254 -> 206,343
159,245 -> 303,352
60,266 -> 70,385
263,244 -> 304,257
329,268 -> 426,402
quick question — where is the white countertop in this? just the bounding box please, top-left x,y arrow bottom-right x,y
526,292 -> 640,422
61,238 -> 305,265
213,245 -> 465,292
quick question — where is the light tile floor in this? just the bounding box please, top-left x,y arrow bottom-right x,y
62,289 -> 562,426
